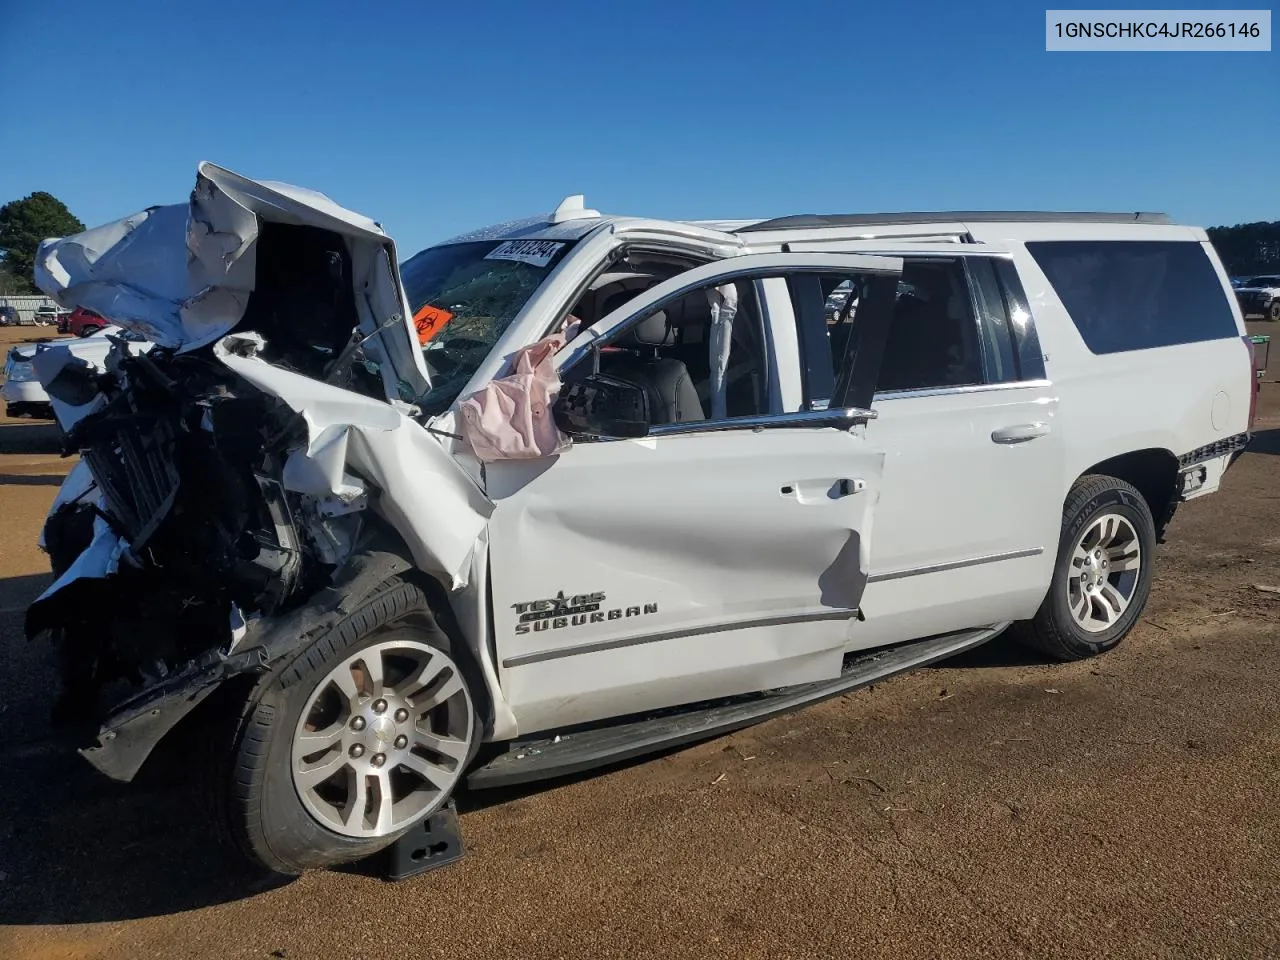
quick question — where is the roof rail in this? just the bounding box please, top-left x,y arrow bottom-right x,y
736,211 -> 1173,232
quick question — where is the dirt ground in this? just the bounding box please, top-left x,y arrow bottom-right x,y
0,323 -> 1277,960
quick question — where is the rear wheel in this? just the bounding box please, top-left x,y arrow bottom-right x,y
1021,475 -> 1156,661
77,324 -> 103,337
1267,300 -> 1280,323
217,578 -> 480,874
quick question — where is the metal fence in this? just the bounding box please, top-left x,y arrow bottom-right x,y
0,295 -> 66,325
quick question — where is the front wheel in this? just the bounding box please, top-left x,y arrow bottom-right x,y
1020,475 -> 1156,661
1267,300 -> 1280,323
217,578 -> 481,874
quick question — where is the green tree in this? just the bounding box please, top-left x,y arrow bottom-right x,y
1207,221 -> 1280,276
0,192 -> 85,294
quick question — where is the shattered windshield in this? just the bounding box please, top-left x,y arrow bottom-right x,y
400,238 -> 574,413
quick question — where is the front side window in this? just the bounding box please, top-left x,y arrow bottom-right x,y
1027,240 -> 1238,355
579,281 -> 770,427
400,238 -> 575,412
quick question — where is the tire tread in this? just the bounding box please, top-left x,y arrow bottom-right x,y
1022,473 -> 1155,662
213,576 -> 453,875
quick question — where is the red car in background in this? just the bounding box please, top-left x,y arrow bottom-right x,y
57,306 -> 109,337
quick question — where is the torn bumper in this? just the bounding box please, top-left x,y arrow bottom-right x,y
82,547 -> 416,781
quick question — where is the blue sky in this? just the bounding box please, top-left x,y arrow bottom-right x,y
1,0 -> 1275,255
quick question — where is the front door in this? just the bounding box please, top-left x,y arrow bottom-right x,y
483,253 -> 903,734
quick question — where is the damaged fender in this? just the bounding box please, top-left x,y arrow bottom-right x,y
213,335 -> 493,590
82,547 -> 418,781
28,160 -> 497,783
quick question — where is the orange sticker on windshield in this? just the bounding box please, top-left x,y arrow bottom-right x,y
413,304 -> 454,345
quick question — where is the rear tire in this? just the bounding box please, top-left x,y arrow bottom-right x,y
1021,475 -> 1156,661
215,577 -> 481,875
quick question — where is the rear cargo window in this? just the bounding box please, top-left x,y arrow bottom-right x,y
1026,241 -> 1237,354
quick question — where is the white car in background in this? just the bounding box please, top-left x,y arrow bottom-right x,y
3,327 -> 150,421
1234,274 -> 1280,322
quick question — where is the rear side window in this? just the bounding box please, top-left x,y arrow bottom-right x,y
876,259 -> 985,392
1026,241 -> 1237,354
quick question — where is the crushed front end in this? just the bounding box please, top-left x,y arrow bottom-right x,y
29,343 -> 372,779
28,161 -> 494,782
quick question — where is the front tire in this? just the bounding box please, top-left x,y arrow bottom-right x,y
217,578 -> 480,875
1021,475 -> 1156,661
1267,300 -> 1280,323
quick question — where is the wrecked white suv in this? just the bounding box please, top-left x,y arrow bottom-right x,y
29,163 -> 1255,875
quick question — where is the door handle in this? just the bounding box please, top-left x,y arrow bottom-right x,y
835,478 -> 866,497
780,478 -> 866,500
991,422 -> 1050,444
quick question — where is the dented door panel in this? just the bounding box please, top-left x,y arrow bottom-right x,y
486,428 -> 886,733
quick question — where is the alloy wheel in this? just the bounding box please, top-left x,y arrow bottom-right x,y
1066,513 -> 1143,633
290,639 -> 473,838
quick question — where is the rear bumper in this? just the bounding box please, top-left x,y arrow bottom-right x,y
1177,432 -> 1251,500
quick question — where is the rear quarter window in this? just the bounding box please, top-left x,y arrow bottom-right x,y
1026,240 -> 1237,354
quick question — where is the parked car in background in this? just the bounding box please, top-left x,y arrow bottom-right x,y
2,344 -> 50,417
3,326 -> 150,419
1234,275 -> 1280,321
32,304 -> 71,327
59,306 -> 110,337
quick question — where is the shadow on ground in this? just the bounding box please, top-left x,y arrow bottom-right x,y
0,572 -> 51,612
0,746 -> 294,925
0,420 -> 62,455
0,473 -> 69,486
0,583 -> 1049,924
0,568 -> 295,925
927,628 -> 1052,669
1246,427 -> 1280,457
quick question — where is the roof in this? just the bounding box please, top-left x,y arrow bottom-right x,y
438,215 -> 607,246
735,211 -> 1173,232
426,208 -> 1178,252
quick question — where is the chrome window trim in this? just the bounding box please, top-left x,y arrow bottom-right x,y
872,378 -> 1052,402
646,407 -> 876,437
558,253 -> 903,373
860,252 -> 1047,392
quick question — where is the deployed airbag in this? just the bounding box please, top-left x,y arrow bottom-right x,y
458,333 -> 571,462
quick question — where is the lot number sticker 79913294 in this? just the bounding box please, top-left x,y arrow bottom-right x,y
484,240 -> 566,268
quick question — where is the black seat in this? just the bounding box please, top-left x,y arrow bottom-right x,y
877,289 -> 958,391
600,310 -> 705,425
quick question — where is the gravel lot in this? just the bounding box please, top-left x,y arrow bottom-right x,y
1,323 -> 1277,960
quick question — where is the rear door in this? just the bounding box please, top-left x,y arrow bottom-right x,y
482,253 -> 902,734
780,242 -> 1064,646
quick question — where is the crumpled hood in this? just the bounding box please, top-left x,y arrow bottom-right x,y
34,161 -> 430,399
213,333 -> 493,589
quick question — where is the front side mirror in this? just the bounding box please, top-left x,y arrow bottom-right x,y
553,372 -> 650,439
